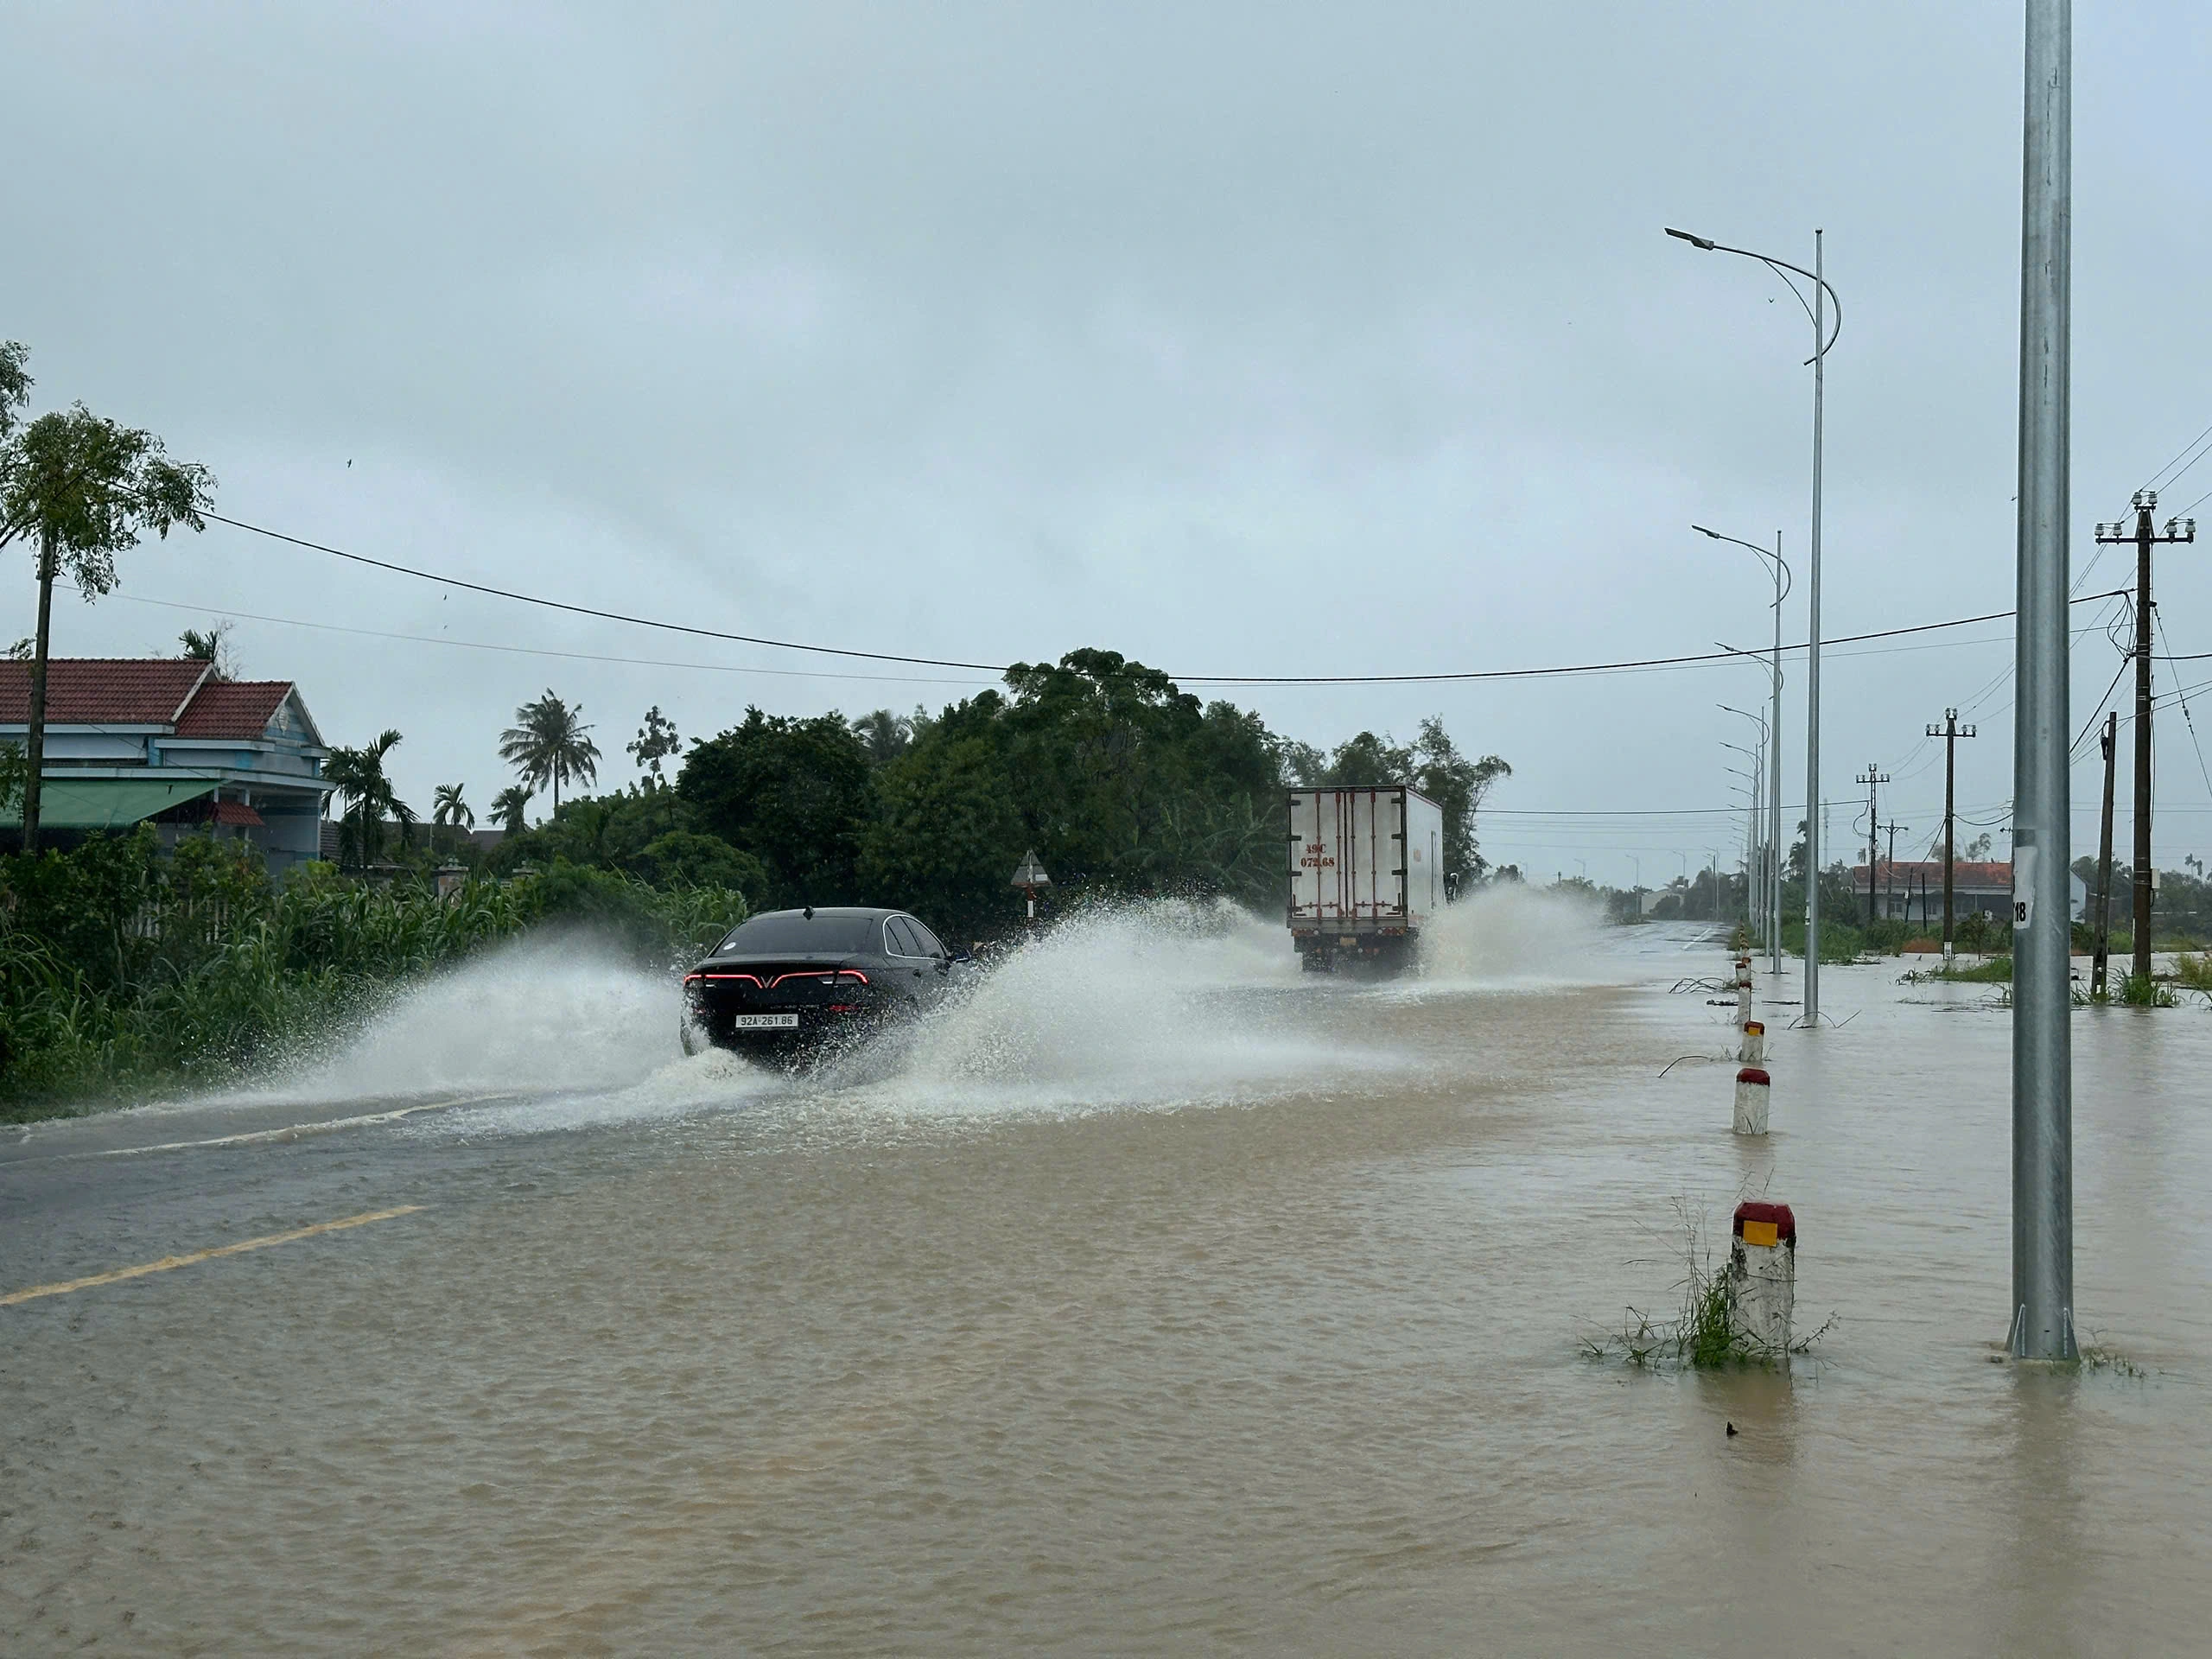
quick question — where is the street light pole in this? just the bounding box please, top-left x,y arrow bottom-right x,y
2009,0 -> 2075,1362
1770,531 -> 1784,978
1697,530 -> 1789,975
1721,715 -> 1767,944
1673,224 -> 1840,1020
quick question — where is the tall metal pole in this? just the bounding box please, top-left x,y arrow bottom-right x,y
1770,531 -> 1785,976
1805,230 -> 1826,1024
1668,231 -> 1835,1007
2011,0 -> 2075,1362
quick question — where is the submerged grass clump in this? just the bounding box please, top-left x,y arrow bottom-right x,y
1899,955 -> 2012,985
2077,1334 -> 2149,1379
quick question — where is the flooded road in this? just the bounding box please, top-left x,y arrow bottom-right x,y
4,896 -> 2209,1654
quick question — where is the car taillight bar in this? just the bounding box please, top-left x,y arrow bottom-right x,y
767,969 -> 869,988
691,971 -> 766,986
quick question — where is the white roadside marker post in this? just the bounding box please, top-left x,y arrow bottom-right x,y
1729,1201 -> 1796,1355
1734,953 -> 1753,1027
1733,1065 -> 1770,1136
1738,1018 -> 1765,1067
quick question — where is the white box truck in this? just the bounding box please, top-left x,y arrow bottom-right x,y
1287,785 -> 1446,972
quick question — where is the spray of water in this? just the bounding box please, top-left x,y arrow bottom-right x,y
1409,883 -> 1613,988
810,897 -> 1371,1122
264,935 -> 682,1105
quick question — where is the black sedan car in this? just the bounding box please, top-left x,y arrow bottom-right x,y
679,906 -> 974,1059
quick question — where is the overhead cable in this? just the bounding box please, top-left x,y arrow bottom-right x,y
204,510 -> 2132,689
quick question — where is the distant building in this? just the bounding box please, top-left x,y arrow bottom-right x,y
0,658 -> 334,879
318,822 -> 505,865
1853,860 -> 2086,925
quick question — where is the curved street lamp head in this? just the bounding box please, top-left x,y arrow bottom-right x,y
1692,524 -> 1793,602
1665,227 -> 1842,363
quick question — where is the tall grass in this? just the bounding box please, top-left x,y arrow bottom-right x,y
1,830 -> 747,1117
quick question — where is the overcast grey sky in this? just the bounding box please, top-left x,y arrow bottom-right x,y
6,2 -> 2210,884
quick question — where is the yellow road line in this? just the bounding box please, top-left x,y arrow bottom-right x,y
0,1205 -> 425,1307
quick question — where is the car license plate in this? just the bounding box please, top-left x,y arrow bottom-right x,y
733,1013 -> 800,1030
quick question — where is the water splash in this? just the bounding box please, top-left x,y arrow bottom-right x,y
1409,883 -> 1613,988
791,898 -> 1384,1123
267,936 -> 682,1105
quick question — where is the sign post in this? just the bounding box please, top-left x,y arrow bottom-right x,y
1010,848 -> 1052,926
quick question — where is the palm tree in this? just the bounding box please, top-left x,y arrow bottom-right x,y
324,729 -> 416,869
490,785 -> 533,836
431,782 -> 474,851
178,623 -> 238,680
500,690 -> 600,812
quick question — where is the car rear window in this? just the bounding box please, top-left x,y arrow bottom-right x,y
716,912 -> 881,955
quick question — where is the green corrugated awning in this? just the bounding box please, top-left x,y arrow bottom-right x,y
0,779 -> 219,829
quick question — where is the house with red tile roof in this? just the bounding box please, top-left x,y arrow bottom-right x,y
1852,859 -> 2085,925
1,658 -> 334,875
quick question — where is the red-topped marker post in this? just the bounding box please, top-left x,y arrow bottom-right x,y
1733,1065 -> 1770,1136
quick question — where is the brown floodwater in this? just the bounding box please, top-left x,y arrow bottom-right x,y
3,893 -> 2209,1654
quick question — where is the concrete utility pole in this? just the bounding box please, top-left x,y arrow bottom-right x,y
2010,0 -> 2075,1363
1927,709 -> 1979,960
1881,820 -> 1909,921
1855,764 -> 1889,924
2092,709 -> 2118,999
2094,493 -> 2196,983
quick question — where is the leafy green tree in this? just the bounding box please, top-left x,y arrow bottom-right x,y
500,690 -> 601,810
632,830 -> 770,899
1411,717 -> 1511,892
861,728 -> 1027,931
626,705 -> 681,783
678,709 -> 874,907
856,651 -> 1296,934
486,780 -> 769,903
1317,730 -> 1414,786
432,782 -> 474,830
325,730 -> 415,869
0,345 -> 215,849
491,785 -> 533,834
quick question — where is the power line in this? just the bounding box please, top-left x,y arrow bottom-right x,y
203,508 -> 2132,689
80,586 -> 994,689
2145,416 -> 2212,493
205,512 -> 1011,673
2154,607 -> 2212,802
